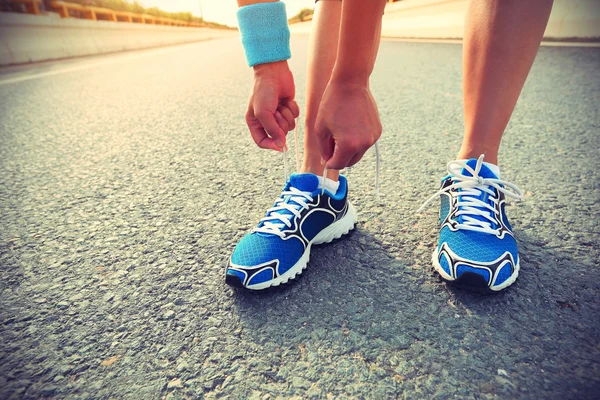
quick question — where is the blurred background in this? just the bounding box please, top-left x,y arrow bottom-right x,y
0,0 -> 599,66
1,1 -> 599,399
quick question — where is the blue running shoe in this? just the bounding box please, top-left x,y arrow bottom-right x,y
226,173 -> 357,290
420,155 -> 524,292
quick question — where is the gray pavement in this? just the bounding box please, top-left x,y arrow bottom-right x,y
0,36 -> 599,399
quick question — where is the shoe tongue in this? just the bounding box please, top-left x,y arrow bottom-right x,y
462,159 -> 498,179
289,173 -> 319,193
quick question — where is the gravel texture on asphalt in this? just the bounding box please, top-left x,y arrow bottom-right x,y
0,36 -> 599,399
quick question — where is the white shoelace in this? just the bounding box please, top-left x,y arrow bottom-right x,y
258,118 -> 383,238
418,155 -> 524,235
282,118 -> 381,199
252,187 -> 314,238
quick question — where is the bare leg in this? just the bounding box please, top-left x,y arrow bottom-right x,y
303,0 -> 343,180
458,0 -> 553,164
302,0 -> 382,180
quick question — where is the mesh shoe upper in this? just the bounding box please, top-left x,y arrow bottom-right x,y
231,234 -> 305,281
429,157 -> 524,289
227,173 -> 350,287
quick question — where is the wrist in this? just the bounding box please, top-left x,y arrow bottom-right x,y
253,60 -> 289,76
237,2 -> 291,67
330,66 -> 369,86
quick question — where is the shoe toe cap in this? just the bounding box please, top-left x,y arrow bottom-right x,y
437,227 -> 519,290
438,226 -> 519,265
227,233 -> 305,288
225,269 -> 247,288
231,233 -> 304,270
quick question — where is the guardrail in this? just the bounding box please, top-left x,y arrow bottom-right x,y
0,11 -> 236,66
6,0 -> 205,27
7,0 -> 42,15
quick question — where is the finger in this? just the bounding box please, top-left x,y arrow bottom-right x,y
246,107 -> 283,152
314,112 -> 333,162
248,123 -> 283,152
316,128 -> 335,165
325,143 -> 356,170
274,110 -> 290,133
347,151 -> 366,168
277,105 -> 296,131
255,109 -> 286,149
282,99 -> 300,119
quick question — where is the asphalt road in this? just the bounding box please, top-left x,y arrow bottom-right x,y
1,36 -> 599,399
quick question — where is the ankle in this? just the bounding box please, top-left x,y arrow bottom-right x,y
456,147 -> 498,165
301,161 -> 340,181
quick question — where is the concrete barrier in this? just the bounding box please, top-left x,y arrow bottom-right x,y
0,12 -> 236,66
290,0 -> 600,41
544,0 -> 600,39
381,0 -> 600,40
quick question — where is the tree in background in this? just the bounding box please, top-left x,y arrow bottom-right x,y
288,7 -> 314,24
298,8 -> 313,21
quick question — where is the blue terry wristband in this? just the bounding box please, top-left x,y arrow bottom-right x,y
237,2 -> 291,67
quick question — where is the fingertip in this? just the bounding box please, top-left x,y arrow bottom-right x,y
291,104 -> 300,118
324,156 -> 338,170
283,99 -> 300,118
325,147 -> 353,171
325,162 -> 341,171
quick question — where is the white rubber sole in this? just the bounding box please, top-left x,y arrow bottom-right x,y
431,249 -> 520,292
246,202 -> 358,290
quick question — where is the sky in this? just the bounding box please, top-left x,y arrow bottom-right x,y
137,0 -> 315,27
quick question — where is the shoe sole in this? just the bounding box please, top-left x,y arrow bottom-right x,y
231,202 -> 358,290
431,249 -> 520,293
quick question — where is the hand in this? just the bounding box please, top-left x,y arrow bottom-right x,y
315,82 -> 382,169
246,61 -> 300,152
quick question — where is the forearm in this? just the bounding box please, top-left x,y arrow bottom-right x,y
332,0 -> 386,85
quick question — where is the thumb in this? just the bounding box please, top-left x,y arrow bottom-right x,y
254,87 -> 287,149
325,143 -> 355,170
321,136 -> 335,166
315,121 -> 334,166
317,130 -> 335,166
256,110 -> 286,149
